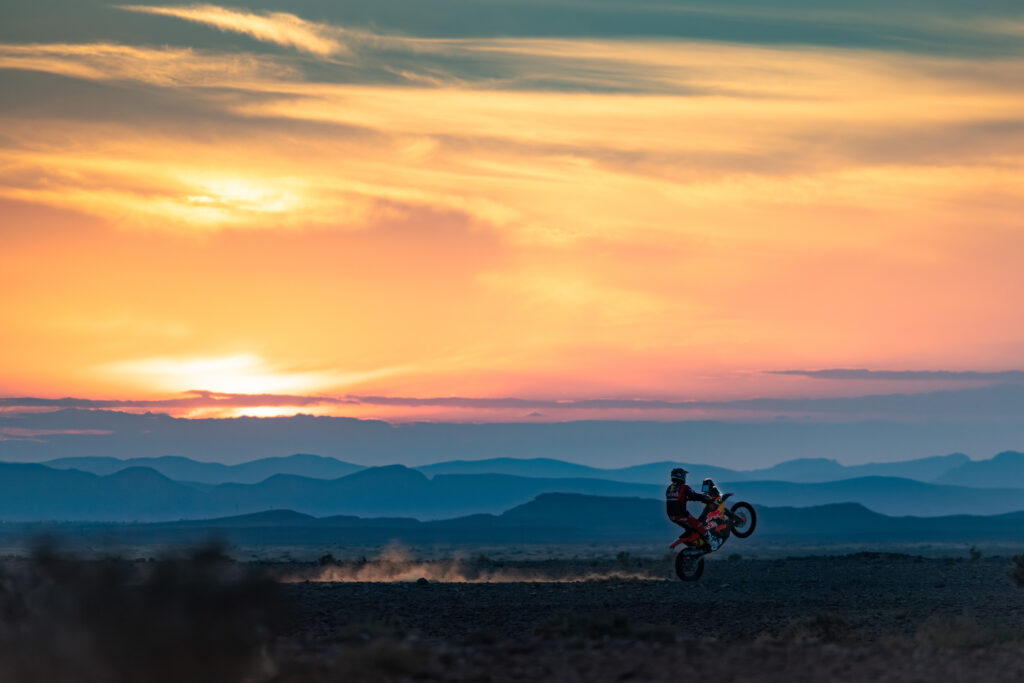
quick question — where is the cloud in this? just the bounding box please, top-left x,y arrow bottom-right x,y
0,42 -> 293,85
7,384 -> 1024,421
346,385 -> 1024,418
117,4 -> 347,57
3,34 -> 1023,239
0,390 -> 352,411
0,427 -> 114,442
770,369 -> 1024,382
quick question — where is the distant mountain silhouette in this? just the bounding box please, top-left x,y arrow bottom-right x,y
749,453 -> 971,483
34,452 -> 977,489
933,451 -> 1024,489
43,453 -> 364,484
0,462 -> 658,521
207,467 -> 661,519
9,495 -> 1024,547
0,463 -> 206,521
414,453 -> 972,485
4,461 -> 1024,522
417,457 -> 605,479
719,476 -> 1024,516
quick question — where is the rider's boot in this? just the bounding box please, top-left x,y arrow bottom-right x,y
700,531 -> 714,550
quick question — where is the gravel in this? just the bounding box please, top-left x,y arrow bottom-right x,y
273,553 -> 1024,681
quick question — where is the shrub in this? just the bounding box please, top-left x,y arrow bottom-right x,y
1011,555 -> 1024,587
0,542 -> 285,683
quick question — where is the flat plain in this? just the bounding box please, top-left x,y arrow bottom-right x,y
276,553 -> 1024,682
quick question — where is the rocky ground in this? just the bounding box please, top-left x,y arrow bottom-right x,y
2,549 -> 1023,681
274,553 -> 1024,682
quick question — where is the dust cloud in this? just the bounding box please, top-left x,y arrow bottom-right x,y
278,546 -> 668,583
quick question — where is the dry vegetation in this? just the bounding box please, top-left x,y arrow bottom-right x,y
1012,554 -> 1024,587
0,543 -> 284,683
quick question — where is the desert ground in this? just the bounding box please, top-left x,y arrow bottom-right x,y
2,548 -> 1023,682
277,552 -> 1024,682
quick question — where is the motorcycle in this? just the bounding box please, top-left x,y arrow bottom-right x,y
670,491 -> 756,581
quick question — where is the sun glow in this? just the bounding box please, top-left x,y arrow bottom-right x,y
103,354 -> 326,395
226,406 -> 316,418
188,177 -> 295,213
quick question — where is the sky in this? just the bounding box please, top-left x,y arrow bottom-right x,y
2,0 -> 1024,424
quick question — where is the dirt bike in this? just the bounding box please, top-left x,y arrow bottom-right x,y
669,492 -> 756,581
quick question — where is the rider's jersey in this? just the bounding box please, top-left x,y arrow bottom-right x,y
666,483 -> 713,518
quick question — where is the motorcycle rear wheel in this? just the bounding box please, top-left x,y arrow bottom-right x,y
674,553 -> 705,581
730,502 -> 757,538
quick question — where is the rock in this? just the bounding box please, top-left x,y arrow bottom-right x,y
417,577 -> 429,585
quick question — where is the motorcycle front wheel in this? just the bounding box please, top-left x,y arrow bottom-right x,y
674,553 -> 705,581
729,502 -> 757,538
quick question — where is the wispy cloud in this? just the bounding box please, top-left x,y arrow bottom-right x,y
347,385 -> 1024,419
0,390 -> 352,410
117,4 -> 347,57
0,42 -> 292,85
771,369 -> 1024,382
6,384 -> 1024,420
6,36 -> 1023,244
0,427 -> 113,442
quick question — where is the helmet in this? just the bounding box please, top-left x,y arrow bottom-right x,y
670,467 -> 688,483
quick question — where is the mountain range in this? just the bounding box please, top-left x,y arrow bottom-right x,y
33,451 -> 1024,489
6,494 -> 1023,548
5,459 -> 1024,521
42,453 -> 363,485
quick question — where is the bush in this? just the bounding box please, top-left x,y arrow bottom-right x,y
0,542 -> 285,683
1011,555 -> 1024,587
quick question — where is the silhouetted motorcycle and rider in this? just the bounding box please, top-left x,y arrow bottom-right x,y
666,467 -> 756,581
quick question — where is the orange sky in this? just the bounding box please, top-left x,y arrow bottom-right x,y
2,3 -> 1024,420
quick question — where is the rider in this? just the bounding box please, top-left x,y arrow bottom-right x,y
666,467 -> 715,548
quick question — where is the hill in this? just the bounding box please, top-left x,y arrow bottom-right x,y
933,451 -> 1024,489
3,461 -> 1024,522
8,494 -> 1024,547
0,463 -> 207,521
0,462 -> 659,521
23,450 -> 984,489
414,453 -> 972,485
718,476 -> 1024,517
42,453 -> 364,484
